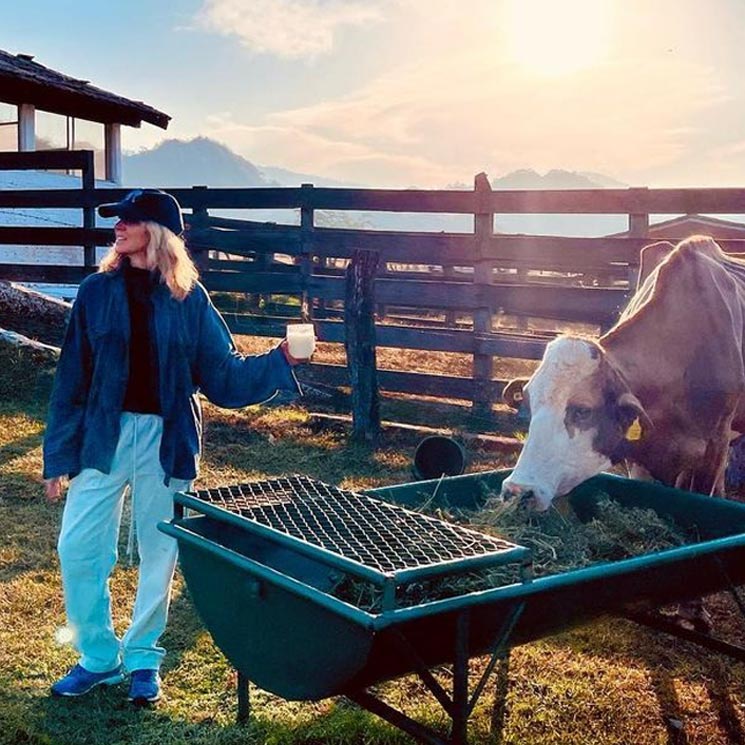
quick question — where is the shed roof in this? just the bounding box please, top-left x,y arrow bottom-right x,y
610,213 -> 745,240
0,48 -> 170,129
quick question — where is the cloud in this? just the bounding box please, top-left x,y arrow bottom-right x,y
201,113 -> 449,186
240,46 -> 728,185
194,0 -> 383,59
173,0 -> 742,187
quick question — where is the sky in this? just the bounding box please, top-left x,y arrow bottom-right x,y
3,0 -> 745,188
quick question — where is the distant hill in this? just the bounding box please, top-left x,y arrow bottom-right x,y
257,164 -> 358,188
492,168 -> 628,190
122,137 -> 356,189
123,137 -> 275,188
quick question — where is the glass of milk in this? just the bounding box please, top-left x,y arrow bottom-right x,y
286,323 -> 316,359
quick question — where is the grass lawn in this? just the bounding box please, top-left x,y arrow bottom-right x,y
3,337 -> 745,745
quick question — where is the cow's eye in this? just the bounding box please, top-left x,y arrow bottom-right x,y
570,406 -> 593,423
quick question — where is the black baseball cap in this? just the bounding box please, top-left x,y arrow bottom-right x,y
98,189 -> 184,235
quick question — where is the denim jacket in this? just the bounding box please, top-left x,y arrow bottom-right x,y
43,265 -> 301,482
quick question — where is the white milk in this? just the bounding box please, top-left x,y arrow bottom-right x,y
287,323 -> 316,358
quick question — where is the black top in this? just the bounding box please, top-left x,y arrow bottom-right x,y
122,261 -> 161,414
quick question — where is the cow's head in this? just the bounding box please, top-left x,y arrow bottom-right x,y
500,336 -> 651,510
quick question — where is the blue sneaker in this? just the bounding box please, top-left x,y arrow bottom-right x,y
128,669 -> 161,704
51,664 -> 124,697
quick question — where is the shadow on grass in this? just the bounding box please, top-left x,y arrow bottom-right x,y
0,496 -> 61,583
0,433 -> 45,467
538,614 -> 745,745
159,586 -> 208,677
0,676 -> 410,745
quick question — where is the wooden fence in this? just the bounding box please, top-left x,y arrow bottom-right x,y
3,150 -> 745,413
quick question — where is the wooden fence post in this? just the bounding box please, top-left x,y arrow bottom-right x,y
188,185 -> 210,276
300,183 -> 314,321
345,249 -> 381,442
627,188 -> 649,292
81,150 -> 96,271
472,173 -> 495,418
443,264 -> 456,326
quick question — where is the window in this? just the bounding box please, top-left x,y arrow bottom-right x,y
73,118 -> 105,180
0,102 -> 18,151
36,110 -> 71,151
36,111 -> 106,180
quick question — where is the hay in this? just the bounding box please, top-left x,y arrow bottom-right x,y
331,490 -> 690,613
471,492 -> 687,577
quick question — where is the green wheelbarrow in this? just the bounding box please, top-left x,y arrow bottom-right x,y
159,471 -> 745,745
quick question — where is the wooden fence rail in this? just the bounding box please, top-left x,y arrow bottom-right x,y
3,151 -> 745,412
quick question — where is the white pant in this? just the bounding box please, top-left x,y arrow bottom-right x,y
57,413 -> 190,673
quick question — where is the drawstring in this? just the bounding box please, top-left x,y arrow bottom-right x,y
126,417 -> 137,565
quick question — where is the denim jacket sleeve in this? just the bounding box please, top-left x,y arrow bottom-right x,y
42,290 -> 92,479
193,288 -> 301,408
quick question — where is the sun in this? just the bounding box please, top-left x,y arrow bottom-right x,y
504,0 -> 611,77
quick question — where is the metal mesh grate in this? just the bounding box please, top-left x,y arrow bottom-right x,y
189,475 -> 522,574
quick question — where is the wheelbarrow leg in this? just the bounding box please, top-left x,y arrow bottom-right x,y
237,671 -> 250,723
451,611 -> 470,745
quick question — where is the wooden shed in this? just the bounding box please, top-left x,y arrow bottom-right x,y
0,48 -> 170,183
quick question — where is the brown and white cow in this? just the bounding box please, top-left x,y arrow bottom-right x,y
501,235 -> 745,510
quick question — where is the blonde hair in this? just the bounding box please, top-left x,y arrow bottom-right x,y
99,221 -> 199,300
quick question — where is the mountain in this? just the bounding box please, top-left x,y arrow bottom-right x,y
576,171 -> 628,188
257,164 -> 358,188
123,137 -> 275,188
491,168 -> 627,190
123,137 -> 356,189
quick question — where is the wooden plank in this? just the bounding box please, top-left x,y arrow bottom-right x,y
201,271 -> 304,294
0,227 -> 112,246
4,185 -> 745,216
222,313 -> 551,359
187,226 -> 301,255
3,263 -> 623,324
487,188 -> 745,214
0,189 -> 93,209
0,150 -> 94,170
200,214 -> 299,230
207,258 -> 299,274
304,275 -> 626,321
296,362 -> 505,400
189,222 -> 745,267
480,283 -> 625,322
0,264 -> 91,283
168,186 -> 745,215
81,150 -> 96,268
472,172 -> 496,413
344,250 -> 381,440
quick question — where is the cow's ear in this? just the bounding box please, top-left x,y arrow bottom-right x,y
616,391 -> 653,441
503,378 -> 529,410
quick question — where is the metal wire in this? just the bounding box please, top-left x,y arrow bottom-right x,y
189,475 -> 522,573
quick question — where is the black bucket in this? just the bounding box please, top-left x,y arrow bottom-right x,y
413,436 -> 466,481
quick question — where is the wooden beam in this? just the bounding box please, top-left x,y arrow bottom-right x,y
0,226 -> 112,245
0,264 -> 91,283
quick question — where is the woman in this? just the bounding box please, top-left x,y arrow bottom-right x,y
43,189 -> 306,704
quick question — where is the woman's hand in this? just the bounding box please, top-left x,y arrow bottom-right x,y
44,476 -> 67,503
280,339 -> 311,366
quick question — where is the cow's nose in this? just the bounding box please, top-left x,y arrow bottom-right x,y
500,481 -> 533,504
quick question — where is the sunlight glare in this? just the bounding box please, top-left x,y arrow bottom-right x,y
504,0 -> 611,77
54,626 -> 75,646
